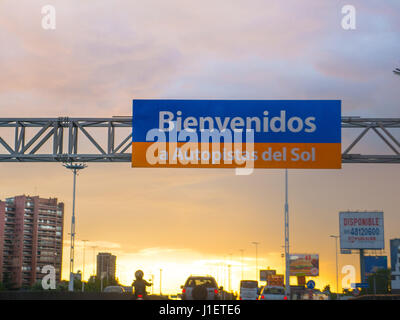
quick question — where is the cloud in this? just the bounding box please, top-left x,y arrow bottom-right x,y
1,0 -> 399,118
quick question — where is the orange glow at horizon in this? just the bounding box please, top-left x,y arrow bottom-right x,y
62,241 -> 349,294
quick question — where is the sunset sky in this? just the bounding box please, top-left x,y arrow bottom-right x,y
0,0 -> 400,294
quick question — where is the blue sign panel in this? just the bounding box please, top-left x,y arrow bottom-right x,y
351,283 -> 369,288
306,280 -> 315,289
365,256 -> 387,276
132,99 -> 342,169
132,100 -> 341,143
390,239 -> 400,272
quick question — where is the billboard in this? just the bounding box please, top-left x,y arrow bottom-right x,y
364,256 -> 387,276
289,254 -> 319,276
390,239 -> 400,271
260,269 -> 276,281
297,275 -> 306,286
132,100 -> 341,169
339,211 -> 384,250
267,274 -> 284,287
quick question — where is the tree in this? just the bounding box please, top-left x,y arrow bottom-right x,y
322,285 -> 331,293
83,275 -> 120,292
31,281 -> 45,291
56,281 -> 69,291
1,272 -> 15,290
323,284 -> 337,300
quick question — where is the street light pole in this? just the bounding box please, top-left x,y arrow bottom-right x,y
92,245 -> 98,276
251,242 -> 259,281
160,269 -> 163,296
239,249 -> 244,280
284,169 -> 290,298
228,253 -> 232,292
330,235 -> 340,296
228,264 -> 231,292
63,162 -> 87,292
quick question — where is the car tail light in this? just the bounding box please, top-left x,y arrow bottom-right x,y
214,289 -> 218,294
182,288 -> 186,293
284,296 -> 288,300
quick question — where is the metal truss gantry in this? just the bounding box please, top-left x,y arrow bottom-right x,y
341,117 -> 400,163
0,116 -> 400,163
0,117 -> 132,162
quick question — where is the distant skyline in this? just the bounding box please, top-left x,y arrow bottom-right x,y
0,0 -> 400,294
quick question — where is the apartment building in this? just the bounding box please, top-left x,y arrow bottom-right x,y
0,195 -> 64,288
96,252 -> 116,281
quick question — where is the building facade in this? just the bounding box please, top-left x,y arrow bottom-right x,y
0,195 -> 64,288
96,252 -> 116,281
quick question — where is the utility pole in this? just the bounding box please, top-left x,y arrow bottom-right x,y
330,235 -> 340,296
81,239 -> 89,292
64,162 -> 87,292
251,242 -> 259,281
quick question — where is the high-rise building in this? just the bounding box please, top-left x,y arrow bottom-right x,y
0,195 -> 64,288
96,252 -> 116,281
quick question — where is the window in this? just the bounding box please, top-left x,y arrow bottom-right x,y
185,278 -> 217,287
240,281 -> 258,288
262,287 -> 285,295
39,225 -> 55,230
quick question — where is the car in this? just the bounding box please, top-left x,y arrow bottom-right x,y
258,286 -> 287,300
104,286 -> 126,293
181,276 -> 222,300
239,280 -> 259,300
